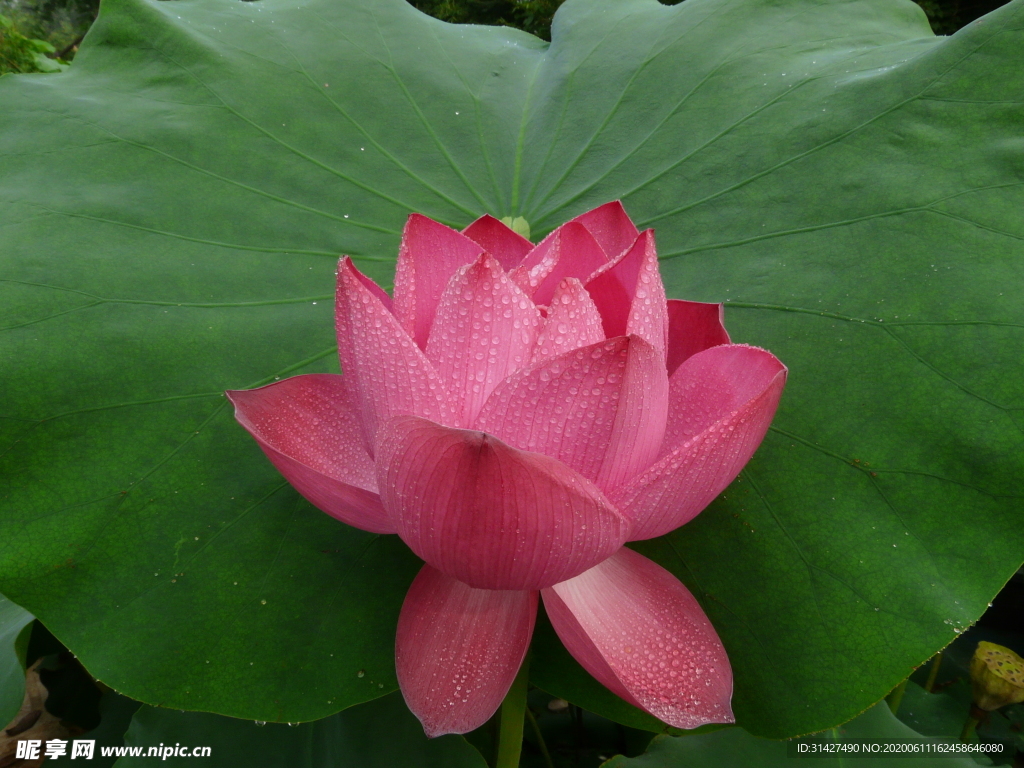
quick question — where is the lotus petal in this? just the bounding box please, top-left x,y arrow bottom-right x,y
226,375 -> 393,533
570,200 -> 640,261
665,300 -> 731,376
543,547 -> 733,730
586,230 -> 667,360
425,253 -> 541,427
335,258 -> 448,449
396,564 -> 537,737
478,336 -> 668,493
376,415 -> 630,590
612,345 -> 787,540
531,278 -> 605,364
520,222 -> 609,306
392,214 -> 484,348
462,214 -> 533,271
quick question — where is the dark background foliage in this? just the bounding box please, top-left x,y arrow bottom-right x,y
0,0 -> 1014,74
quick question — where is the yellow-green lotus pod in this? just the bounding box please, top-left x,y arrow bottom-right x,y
970,641 -> 1024,711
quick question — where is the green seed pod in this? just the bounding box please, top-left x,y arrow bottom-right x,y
969,641 -> 1024,711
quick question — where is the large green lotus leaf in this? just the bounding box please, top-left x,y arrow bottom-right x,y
110,693 -> 486,767
0,594 -> 34,727
603,700 -> 983,768
0,0 -> 1021,740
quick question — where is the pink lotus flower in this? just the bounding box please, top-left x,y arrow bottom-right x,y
226,202 -> 786,736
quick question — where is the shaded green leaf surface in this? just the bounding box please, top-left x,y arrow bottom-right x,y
1,0 -> 1022,739
110,693 -> 486,767
604,700 -> 983,768
0,594 -> 33,727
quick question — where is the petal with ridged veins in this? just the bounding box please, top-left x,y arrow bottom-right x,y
665,300 -> 731,376
478,336 -> 667,494
585,230 -> 667,360
570,200 -> 640,261
396,564 -> 537,737
376,415 -> 630,590
462,214 -> 533,271
542,547 -> 734,730
531,278 -> 605,364
425,253 -> 541,428
392,214 -> 484,348
335,258 -> 448,449
612,344 -> 786,540
226,374 -> 393,534
517,222 -> 609,307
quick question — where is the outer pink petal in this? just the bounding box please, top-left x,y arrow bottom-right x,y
611,345 -> 787,541
570,201 -> 640,261
396,564 -> 537,737
521,223 -> 609,307
476,336 -> 668,494
226,375 -> 394,534
425,254 -> 541,427
531,278 -> 605,364
335,258 -> 447,449
666,300 -> 731,376
542,547 -> 734,730
376,415 -> 630,590
585,230 -> 668,361
392,214 -> 484,348
461,214 -> 533,271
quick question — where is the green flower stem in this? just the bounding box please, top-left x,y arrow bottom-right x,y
959,713 -> 979,742
525,706 -> 555,768
886,679 -> 908,714
495,657 -> 530,768
925,651 -> 943,693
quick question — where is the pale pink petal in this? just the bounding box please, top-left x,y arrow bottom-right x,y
570,201 -> 639,261
585,231 -> 668,361
462,214 -> 533,271
425,254 -> 541,427
335,258 -> 447,449
666,300 -> 730,376
396,565 -> 537,737
376,415 -> 630,590
392,214 -> 484,348
476,336 -> 668,494
226,375 -> 393,534
531,279 -> 605,364
542,547 -> 734,730
611,345 -> 786,540
529,223 -> 609,307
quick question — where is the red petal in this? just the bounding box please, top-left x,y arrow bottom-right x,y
226,375 -> 393,533
478,336 -> 668,493
570,201 -> 640,261
425,254 -> 541,427
585,231 -> 667,360
392,214 -> 484,348
531,278 -> 605,364
611,345 -> 786,540
462,214 -> 533,271
665,300 -> 730,376
376,415 -> 630,590
335,258 -> 448,449
396,565 -> 537,737
518,223 -> 609,306
542,548 -> 734,730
